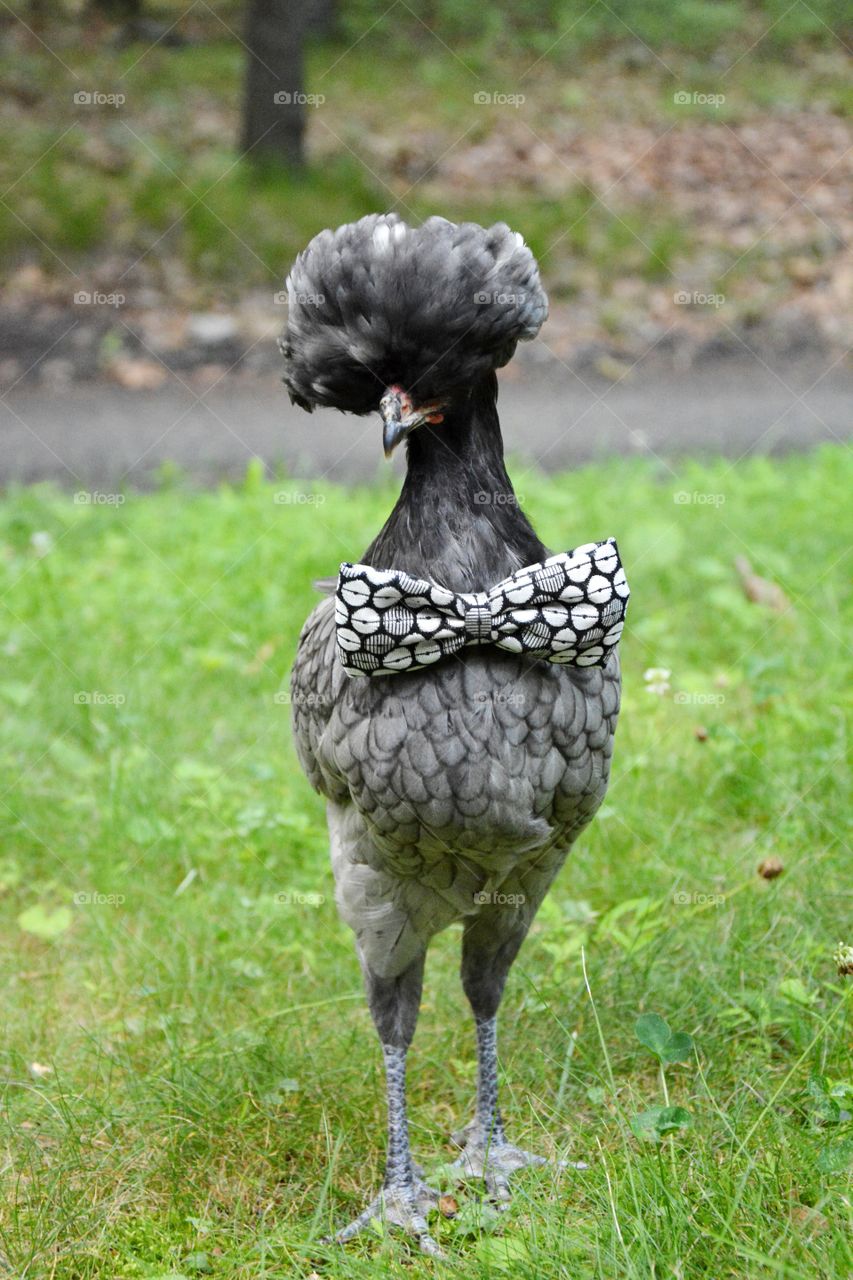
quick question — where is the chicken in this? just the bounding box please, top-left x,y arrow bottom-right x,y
284,214 -> 625,1256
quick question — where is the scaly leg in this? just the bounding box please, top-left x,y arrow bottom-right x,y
452,914 -> 586,1204
332,951 -> 443,1257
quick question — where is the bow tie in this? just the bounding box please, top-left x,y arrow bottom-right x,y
335,538 -> 629,678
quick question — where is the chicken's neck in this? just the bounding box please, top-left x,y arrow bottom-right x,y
363,373 -> 547,593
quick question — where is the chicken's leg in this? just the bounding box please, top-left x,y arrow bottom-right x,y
333,950 -> 443,1257
452,914 -> 585,1203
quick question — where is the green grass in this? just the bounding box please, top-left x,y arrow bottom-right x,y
0,447 -> 851,1277
339,0 -> 851,58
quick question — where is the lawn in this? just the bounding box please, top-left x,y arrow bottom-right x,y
0,447 -> 851,1278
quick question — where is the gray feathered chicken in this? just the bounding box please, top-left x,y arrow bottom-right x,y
284,214 -> 623,1256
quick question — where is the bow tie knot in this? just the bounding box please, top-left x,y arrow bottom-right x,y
462,596 -> 493,644
335,538 -> 629,678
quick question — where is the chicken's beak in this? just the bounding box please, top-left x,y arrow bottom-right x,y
380,390 -> 409,458
380,386 -> 446,458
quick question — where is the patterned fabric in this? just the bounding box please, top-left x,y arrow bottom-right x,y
335,538 -> 629,678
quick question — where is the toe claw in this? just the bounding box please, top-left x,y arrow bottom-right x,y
487,1170 -> 512,1205
449,1123 -> 585,1206
331,1177 -> 444,1255
417,1231 -> 444,1258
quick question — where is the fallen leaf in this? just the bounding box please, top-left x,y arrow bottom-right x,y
734,557 -> 791,612
108,357 -> 168,390
244,639 -> 278,675
785,257 -> 821,286
790,1205 -> 829,1235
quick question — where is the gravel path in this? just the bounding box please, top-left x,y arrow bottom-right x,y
2,356 -> 850,488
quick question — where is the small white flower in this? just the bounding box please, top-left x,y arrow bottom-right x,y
833,941 -> 853,976
30,531 -> 54,557
643,667 -> 672,696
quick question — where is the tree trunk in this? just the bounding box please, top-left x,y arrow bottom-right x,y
240,0 -> 306,169
88,0 -> 142,17
306,0 -> 338,38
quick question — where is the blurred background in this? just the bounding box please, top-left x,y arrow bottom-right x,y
1,0 -> 851,482
2,8 -> 852,1273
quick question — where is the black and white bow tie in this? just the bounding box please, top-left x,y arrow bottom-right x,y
335,538 -> 629,678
